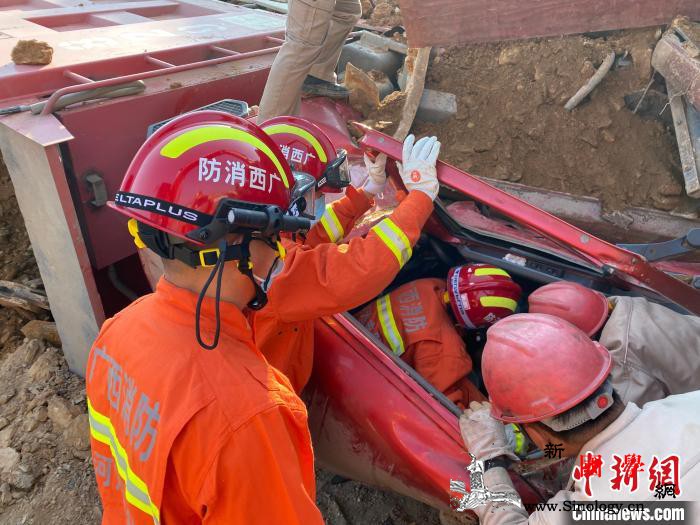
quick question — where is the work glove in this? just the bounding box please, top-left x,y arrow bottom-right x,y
363,153 -> 387,195
459,401 -> 519,462
400,134 -> 441,200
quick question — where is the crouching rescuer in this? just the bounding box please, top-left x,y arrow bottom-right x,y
86,112 -> 325,524
356,264 -> 522,409
458,313 -> 700,523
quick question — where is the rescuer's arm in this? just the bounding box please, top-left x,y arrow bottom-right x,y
600,296 -> 700,406
411,337 -> 472,406
267,134 -> 440,322
458,403 -> 584,525
268,190 -> 434,322
303,185 -> 374,247
199,406 -> 323,525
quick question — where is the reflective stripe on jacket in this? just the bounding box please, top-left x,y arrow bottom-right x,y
87,279 -> 322,524
356,278 -> 481,408
253,189 -> 434,393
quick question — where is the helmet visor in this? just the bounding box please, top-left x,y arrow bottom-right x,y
319,149 -> 350,192
289,171 -> 319,219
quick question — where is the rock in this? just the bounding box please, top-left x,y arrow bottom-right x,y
632,47 -> 653,81
18,339 -> 43,366
21,321 -> 61,347
8,465 -> 36,491
0,418 -> 8,432
492,165 -> 511,180
11,39 -> 54,65
0,448 -> 20,474
27,348 -> 58,382
610,98 -> 626,112
415,89 -> 458,123
658,181 -> 683,197
370,2 -> 392,21
498,46 -> 521,66
359,0 -> 372,16
63,414 -> 89,451
345,63 -> 380,115
0,426 -> 13,448
21,407 -> 47,433
0,482 -> 9,506
651,194 -> 679,211
579,129 -> 598,148
601,130 -> 616,143
0,386 -> 15,405
47,396 -> 75,430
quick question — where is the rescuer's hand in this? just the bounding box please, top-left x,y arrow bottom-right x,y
399,134 -> 441,200
363,153 -> 387,195
459,401 -> 519,462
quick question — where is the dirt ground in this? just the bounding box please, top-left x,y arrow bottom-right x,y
361,2 -> 698,216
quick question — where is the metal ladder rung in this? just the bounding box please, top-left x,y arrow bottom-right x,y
209,45 -> 240,56
145,55 -> 175,68
64,70 -> 95,84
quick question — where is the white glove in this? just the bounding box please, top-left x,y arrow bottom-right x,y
459,401 -> 519,462
400,134 -> 441,200
362,153 -> 387,195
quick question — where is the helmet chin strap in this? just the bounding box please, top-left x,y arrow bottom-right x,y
195,234 -> 270,350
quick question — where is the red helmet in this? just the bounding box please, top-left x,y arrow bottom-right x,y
446,264 -> 522,329
483,313 -> 613,423
528,281 -> 610,337
109,110 -> 296,246
260,116 -> 350,195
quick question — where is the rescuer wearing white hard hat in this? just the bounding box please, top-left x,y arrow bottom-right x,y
458,313 -> 700,524
529,281 -> 700,406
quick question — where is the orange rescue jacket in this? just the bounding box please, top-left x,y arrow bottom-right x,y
356,278 -> 484,408
86,278 -> 322,524
252,188 -> 434,393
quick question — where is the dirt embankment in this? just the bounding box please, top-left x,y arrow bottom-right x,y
361,0 -> 695,215
415,29 -> 694,214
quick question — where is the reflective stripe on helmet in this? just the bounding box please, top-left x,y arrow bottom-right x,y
376,295 -> 405,356
474,267 -> 511,278
159,125 -> 290,188
371,218 -> 412,267
449,266 -> 475,329
87,399 -> 160,524
262,124 -> 328,163
480,296 -> 518,311
319,203 -> 344,243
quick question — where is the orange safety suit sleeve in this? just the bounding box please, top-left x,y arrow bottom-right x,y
410,337 -> 473,407
304,186 -> 374,247
267,190 -> 434,322
197,405 -> 322,525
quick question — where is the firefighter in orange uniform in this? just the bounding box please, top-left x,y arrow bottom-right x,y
356,265 -> 522,408
86,112 -> 324,524
252,117 -> 442,392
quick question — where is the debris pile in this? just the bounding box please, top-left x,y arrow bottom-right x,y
344,0 -> 696,214
0,338 -> 100,524
414,28 -> 693,213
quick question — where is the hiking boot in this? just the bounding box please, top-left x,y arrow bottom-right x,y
301,75 -> 350,99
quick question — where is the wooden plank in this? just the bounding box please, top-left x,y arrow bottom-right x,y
396,0 -> 700,47
0,280 -> 50,313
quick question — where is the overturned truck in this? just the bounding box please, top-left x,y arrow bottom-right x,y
1,0 -> 699,517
